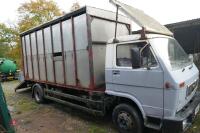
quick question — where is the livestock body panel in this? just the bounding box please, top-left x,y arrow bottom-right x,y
62,19 -> 76,86
25,35 -> 33,79
44,27 -> 54,82
21,37 -> 28,78
30,33 -> 39,80
20,6 -> 131,92
52,23 -> 64,84
36,30 -> 46,81
91,17 -> 130,88
74,14 -> 90,88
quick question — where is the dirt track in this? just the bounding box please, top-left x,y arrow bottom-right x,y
2,81 -> 118,133
1,81 -> 200,133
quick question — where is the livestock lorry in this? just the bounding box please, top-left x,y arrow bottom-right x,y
15,0 -> 200,133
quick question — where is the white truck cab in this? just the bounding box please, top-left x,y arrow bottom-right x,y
105,34 -> 199,132
106,0 -> 200,133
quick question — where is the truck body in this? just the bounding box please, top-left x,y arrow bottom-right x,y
20,6 -> 131,91
16,1 -> 200,133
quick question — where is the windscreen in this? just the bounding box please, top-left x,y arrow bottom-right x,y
150,38 -> 192,70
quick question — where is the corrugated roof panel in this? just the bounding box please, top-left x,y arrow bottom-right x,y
110,0 -> 173,36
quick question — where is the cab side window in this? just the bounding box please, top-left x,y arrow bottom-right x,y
116,42 -> 144,67
116,42 -> 157,68
117,44 -> 133,67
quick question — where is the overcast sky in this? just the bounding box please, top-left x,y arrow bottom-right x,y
1,0 -> 200,25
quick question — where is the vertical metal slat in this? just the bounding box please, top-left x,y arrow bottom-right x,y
20,37 -> 25,79
86,14 -> 95,90
60,22 -> 67,85
42,29 -> 48,82
71,17 -> 79,86
23,37 -> 29,79
29,34 -> 35,79
35,32 -> 41,80
50,26 -> 56,83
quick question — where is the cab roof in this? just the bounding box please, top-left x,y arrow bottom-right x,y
107,33 -> 172,44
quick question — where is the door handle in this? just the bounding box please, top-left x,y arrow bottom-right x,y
113,70 -> 120,75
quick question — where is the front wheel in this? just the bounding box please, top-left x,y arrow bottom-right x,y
112,104 -> 143,133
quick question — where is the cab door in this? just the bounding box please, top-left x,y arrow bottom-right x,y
111,41 -> 164,117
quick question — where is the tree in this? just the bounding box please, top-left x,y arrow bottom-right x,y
70,2 -> 81,12
0,23 -> 18,45
10,0 -> 62,68
18,0 -> 62,32
0,23 -> 18,58
0,45 -> 10,58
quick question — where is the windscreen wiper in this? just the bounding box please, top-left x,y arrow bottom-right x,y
189,64 -> 193,69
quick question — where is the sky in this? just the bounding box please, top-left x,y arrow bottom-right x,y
0,0 -> 200,26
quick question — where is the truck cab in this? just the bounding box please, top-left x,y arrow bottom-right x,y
105,33 -> 199,133
106,1 -> 200,132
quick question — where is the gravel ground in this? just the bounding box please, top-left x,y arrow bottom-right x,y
1,81 -> 200,133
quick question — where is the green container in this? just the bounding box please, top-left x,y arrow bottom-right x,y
0,83 -> 15,133
0,59 -> 17,75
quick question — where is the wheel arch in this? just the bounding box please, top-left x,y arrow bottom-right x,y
106,90 -> 146,120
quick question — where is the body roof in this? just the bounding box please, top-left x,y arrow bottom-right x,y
20,6 -> 131,37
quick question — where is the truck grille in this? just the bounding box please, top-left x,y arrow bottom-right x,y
186,80 -> 198,97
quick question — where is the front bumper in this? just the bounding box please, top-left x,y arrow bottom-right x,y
163,92 -> 200,133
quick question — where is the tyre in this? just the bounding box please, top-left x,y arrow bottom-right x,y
112,104 -> 143,133
33,84 -> 45,104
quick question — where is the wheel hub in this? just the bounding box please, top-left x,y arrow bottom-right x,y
117,111 -> 134,130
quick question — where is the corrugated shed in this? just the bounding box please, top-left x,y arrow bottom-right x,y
166,18 -> 200,30
165,18 -> 200,54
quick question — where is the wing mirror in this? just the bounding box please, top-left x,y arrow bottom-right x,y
131,48 -> 141,69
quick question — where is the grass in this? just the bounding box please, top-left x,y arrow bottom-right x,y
88,125 -> 107,133
14,97 -> 38,113
186,113 -> 200,133
1,81 -> 39,114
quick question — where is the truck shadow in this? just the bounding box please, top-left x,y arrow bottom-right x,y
51,102 -> 161,133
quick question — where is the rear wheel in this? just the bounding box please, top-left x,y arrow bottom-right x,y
112,104 -> 143,133
33,84 -> 45,104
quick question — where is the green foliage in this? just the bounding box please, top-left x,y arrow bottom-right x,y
0,23 -> 18,44
0,24 -> 18,59
0,23 -> 19,67
18,0 -> 62,32
0,44 -> 10,58
13,0 -> 62,68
